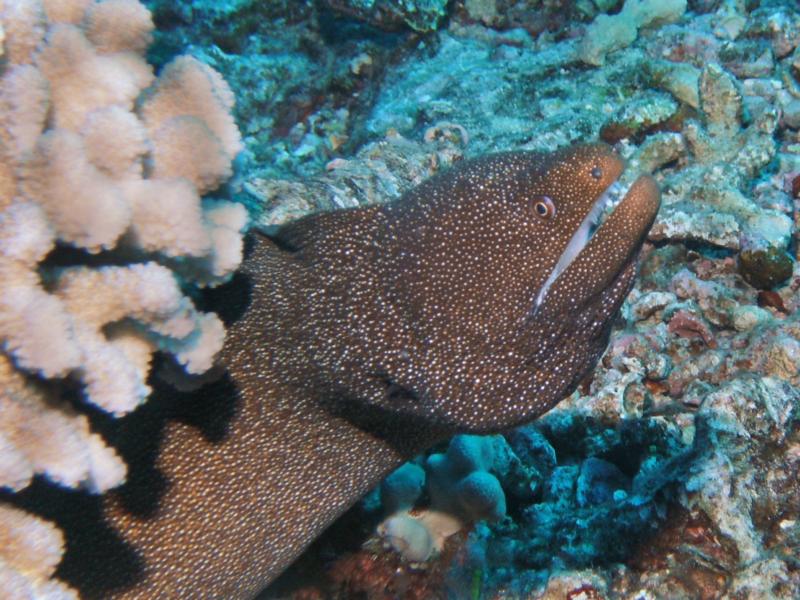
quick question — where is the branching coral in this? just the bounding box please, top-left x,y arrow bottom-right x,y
0,0 -> 247,595
0,504 -> 78,599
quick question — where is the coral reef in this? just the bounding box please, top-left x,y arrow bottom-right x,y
646,61 -> 793,263
0,0 -> 245,595
323,0 -> 449,32
454,0 -> 589,35
373,436 -> 514,564
4,0 -> 800,597
144,0 -> 415,182
247,131 -> 465,230
579,0 -> 688,66
245,1 -> 800,598
425,435 -> 510,523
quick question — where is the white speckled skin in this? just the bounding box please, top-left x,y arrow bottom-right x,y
75,144 -> 659,598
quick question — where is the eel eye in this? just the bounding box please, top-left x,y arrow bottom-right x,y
532,196 -> 556,219
591,166 -> 603,180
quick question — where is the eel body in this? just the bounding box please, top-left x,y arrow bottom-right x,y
70,143 -> 660,597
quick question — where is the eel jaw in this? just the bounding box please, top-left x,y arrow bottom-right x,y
532,178 -> 628,314
531,174 -> 661,319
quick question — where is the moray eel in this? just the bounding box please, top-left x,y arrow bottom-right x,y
67,143 -> 659,597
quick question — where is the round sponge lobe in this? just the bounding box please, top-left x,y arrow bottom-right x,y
380,462 -> 425,514
456,471 -> 506,522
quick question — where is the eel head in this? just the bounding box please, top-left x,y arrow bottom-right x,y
282,143 -> 659,435
62,143 -> 659,599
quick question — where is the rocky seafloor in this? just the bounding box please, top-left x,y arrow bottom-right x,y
151,1 -> 800,598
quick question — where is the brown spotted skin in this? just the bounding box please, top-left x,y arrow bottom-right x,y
76,144 -> 659,598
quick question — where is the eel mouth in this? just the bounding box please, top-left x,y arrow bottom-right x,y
532,174 -> 660,316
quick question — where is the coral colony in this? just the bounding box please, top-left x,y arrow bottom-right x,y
0,1 -> 244,595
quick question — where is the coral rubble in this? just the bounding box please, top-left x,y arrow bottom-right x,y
323,0 -> 449,32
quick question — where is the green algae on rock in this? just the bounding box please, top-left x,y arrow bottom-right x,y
739,245 -> 794,289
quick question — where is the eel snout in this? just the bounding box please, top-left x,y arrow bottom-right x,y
535,172 -> 660,318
